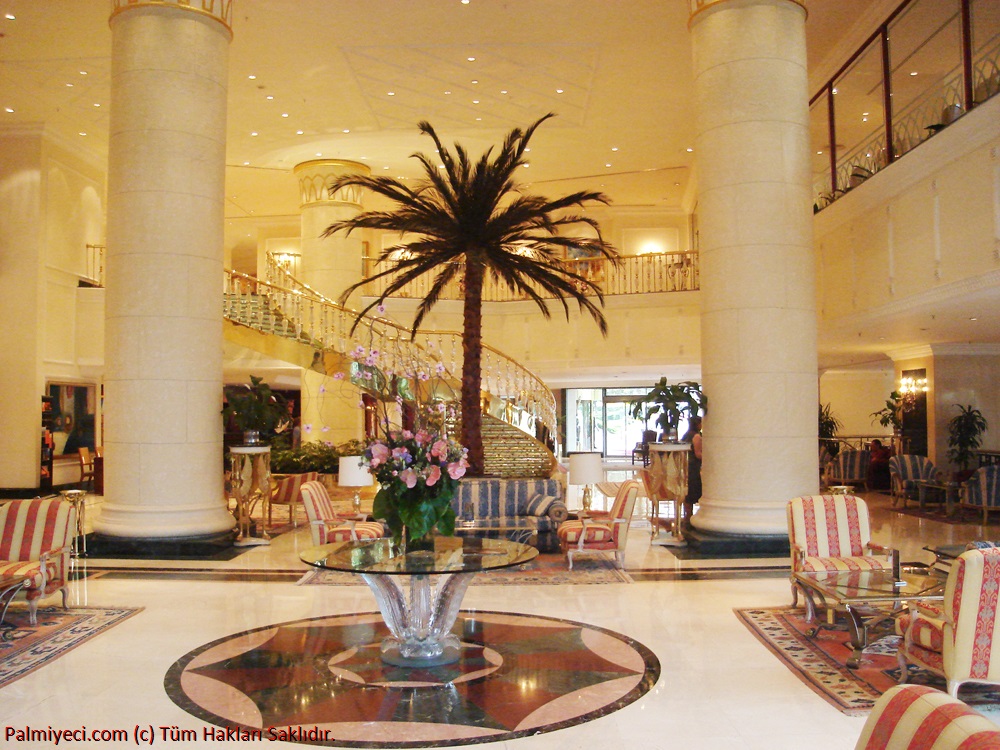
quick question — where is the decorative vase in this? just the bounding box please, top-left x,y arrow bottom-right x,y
243,430 -> 261,446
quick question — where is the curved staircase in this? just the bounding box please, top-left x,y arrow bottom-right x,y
223,268 -> 558,478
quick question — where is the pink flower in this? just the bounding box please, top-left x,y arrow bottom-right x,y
431,440 -> 449,460
369,443 -> 390,467
435,363 -> 446,375
402,430 -> 414,440
377,304 -> 386,314
333,372 -> 345,380
400,468 -> 418,488
447,461 -> 467,480
425,465 -> 442,487
415,430 -> 432,446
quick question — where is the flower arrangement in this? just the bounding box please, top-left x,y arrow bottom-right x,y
365,428 -> 469,545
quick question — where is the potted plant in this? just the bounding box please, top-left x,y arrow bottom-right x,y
870,391 -> 906,433
629,378 -> 706,442
818,403 -> 842,458
222,375 -> 290,445
947,404 -> 988,482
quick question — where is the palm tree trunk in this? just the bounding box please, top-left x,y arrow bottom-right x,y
461,261 -> 486,475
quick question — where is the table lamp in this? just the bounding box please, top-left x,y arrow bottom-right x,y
338,456 -> 373,514
568,452 -> 604,512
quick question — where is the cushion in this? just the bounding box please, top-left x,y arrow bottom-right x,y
526,494 -> 568,522
0,559 -> 46,590
899,612 -> 945,652
557,519 -> 615,545
800,555 -> 891,573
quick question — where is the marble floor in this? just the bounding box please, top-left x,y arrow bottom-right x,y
0,489 -> 993,749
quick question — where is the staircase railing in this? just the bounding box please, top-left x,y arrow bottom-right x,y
224,268 -> 558,450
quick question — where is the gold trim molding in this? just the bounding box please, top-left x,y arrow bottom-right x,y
689,0 -> 807,26
110,0 -> 233,37
294,160 -> 372,208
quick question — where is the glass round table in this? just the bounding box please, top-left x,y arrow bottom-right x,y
301,535 -> 538,667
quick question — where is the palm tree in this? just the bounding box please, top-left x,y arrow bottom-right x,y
322,114 -> 619,475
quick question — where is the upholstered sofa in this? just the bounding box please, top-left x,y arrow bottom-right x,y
451,478 -> 568,552
0,497 -> 76,624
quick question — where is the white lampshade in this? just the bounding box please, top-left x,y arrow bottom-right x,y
568,452 -> 604,486
338,456 -> 373,487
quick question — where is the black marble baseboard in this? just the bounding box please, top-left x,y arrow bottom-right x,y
86,530 -> 239,560
682,522 -> 790,557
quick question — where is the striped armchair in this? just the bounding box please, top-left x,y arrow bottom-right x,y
786,494 -> 894,616
856,685 -> 1000,749
300,481 -> 384,545
898,547 -> 1000,698
0,497 -> 76,624
267,471 -> 318,527
960,465 -> 1000,524
824,449 -> 872,490
888,455 -> 940,508
558,480 -> 639,569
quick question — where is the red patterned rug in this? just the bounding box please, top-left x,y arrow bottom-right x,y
736,606 -> 1000,715
0,605 -> 142,688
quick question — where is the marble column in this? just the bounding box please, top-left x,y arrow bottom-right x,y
688,0 -> 818,536
96,1 -> 234,538
293,159 -> 371,446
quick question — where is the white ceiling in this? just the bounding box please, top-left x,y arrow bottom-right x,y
6,0 -> 991,381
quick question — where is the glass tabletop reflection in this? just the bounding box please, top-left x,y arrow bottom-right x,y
795,568 -> 945,605
300,535 -> 538,576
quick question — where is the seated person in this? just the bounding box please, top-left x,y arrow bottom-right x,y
867,438 -> 892,491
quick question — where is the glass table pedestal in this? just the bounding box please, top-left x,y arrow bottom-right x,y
302,537 -> 538,668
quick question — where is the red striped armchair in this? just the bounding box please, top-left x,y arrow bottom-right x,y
300,481 -> 384,545
856,685 -> 1000,749
267,472 -> 318,528
898,547 -> 1000,698
0,497 -> 76,624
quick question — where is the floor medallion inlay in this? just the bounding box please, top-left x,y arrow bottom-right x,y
165,610 -> 659,747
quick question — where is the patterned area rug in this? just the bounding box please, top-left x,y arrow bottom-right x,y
0,605 -> 142,688
298,553 -> 632,586
736,606 -> 1000,715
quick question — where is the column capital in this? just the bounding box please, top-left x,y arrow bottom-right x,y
689,0 -> 806,27
294,159 -> 372,208
110,0 -> 233,38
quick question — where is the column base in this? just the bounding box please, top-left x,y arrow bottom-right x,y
88,530 -> 237,559
683,522 -> 789,556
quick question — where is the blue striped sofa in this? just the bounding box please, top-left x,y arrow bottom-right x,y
451,478 -> 568,552
824,449 -> 871,490
888,455 -> 940,507
961,465 -> 1000,524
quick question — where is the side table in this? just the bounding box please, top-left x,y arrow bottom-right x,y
915,480 -> 960,516
229,446 -> 272,546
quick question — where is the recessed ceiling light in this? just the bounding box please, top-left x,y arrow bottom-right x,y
910,71 -> 918,76
444,90 -> 452,95
66,83 -> 74,88
438,164 -> 445,169
4,107 -> 13,113
523,163 -> 530,168
605,163 -> 612,167
5,13 -> 15,19
686,147 -> 694,152
250,131 -> 258,136
862,117 -> 868,122
832,87 -> 838,94
816,150 -> 823,155
78,132 -> 87,137
93,102 -> 101,107
248,75 -> 256,80
500,89 -> 508,94
266,95 -> 273,100
343,129 -> 350,133
461,0 -> 469,4
611,147 -> 618,152
471,79 -> 479,84
467,57 -> 476,62
387,91 -> 395,96
281,113 -> 289,117
384,166 -> 390,170
524,148 -> 530,152
316,152 -> 322,156
556,89 -> 564,94
862,111 -> 870,116
472,100 -> 479,104
243,161 -> 250,165
970,317 -> 979,321
296,130 -> 303,135
79,71 -> 88,76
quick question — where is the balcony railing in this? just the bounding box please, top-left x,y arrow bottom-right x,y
359,251 -> 699,302
811,0 -> 1000,211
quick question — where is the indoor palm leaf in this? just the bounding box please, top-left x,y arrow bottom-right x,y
322,114 -> 619,474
